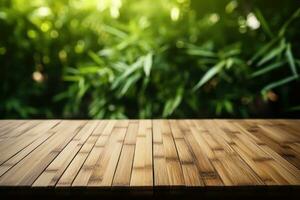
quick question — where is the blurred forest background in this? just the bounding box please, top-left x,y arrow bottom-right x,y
0,0 -> 300,119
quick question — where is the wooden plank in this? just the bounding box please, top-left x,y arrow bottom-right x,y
0,120 -> 26,137
0,120 -> 85,186
236,121 -> 300,169
169,120 -> 203,186
0,119 -> 299,189
0,128 -> 56,177
0,120 -> 40,147
0,120 -> 58,165
222,120 -> 300,185
33,120 -> 100,186
259,123 -> 299,144
113,122 -> 138,187
72,120 -> 115,186
115,120 -> 129,128
195,120 -> 263,186
0,120 -> 13,127
87,127 -> 126,186
130,120 -> 153,187
260,145 -> 300,182
230,121 -> 300,185
4,121 -> 42,138
278,120 -> 300,137
216,120 -> 279,185
153,120 -> 169,186
160,120 -> 185,186
182,120 -> 223,186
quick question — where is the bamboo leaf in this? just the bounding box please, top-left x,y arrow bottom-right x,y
257,42 -> 286,66
220,48 -> 240,58
262,75 -> 298,92
187,48 -> 217,58
88,51 -> 104,66
251,61 -> 286,77
77,78 -> 89,100
254,9 -> 273,38
65,67 -> 79,75
78,66 -> 100,74
111,57 -> 144,89
279,8 -> 300,36
119,73 -> 141,97
102,24 -> 127,39
226,58 -> 234,69
249,37 -> 280,64
224,100 -> 233,114
285,43 -> 298,77
63,75 -> 81,82
163,88 -> 183,117
193,61 -> 226,91
53,92 -> 69,102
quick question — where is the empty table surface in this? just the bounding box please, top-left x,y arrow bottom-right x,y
0,119 -> 299,188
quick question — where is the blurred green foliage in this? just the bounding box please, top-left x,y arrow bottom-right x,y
0,0 -> 300,119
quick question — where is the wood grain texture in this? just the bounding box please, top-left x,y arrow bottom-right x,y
0,119 -> 299,188
130,120 -> 153,187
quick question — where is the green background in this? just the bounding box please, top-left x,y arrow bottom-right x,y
0,0 -> 300,119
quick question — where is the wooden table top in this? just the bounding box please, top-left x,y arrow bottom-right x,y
0,119 -> 299,188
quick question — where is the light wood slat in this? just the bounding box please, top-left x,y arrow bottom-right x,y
259,145 -> 300,181
72,120 -> 114,186
230,121 -> 300,184
55,135 -> 98,187
0,128 -> 56,177
196,120 -> 263,186
0,121 -> 85,186
57,121 -> 112,187
217,120 -> 280,185
236,121 -> 300,169
0,120 -> 40,147
130,120 -> 153,187
0,120 -> 58,165
0,120 -> 26,137
0,121 -> 41,140
182,120 -> 223,186
0,120 -> 12,126
276,120 -> 300,139
113,122 -> 138,187
153,120 -> 169,186
257,122 -> 299,143
115,120 -> 129,128
88,127 -> 126,186
0,120 -> 25,136
33,120 -> 100,186
169,120 -> 203,186
160,120 -> 185,186
277,120 -> 300,136
222,120 -> 300,185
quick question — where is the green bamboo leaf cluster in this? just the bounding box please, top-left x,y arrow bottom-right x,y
0,0 -> 299,119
